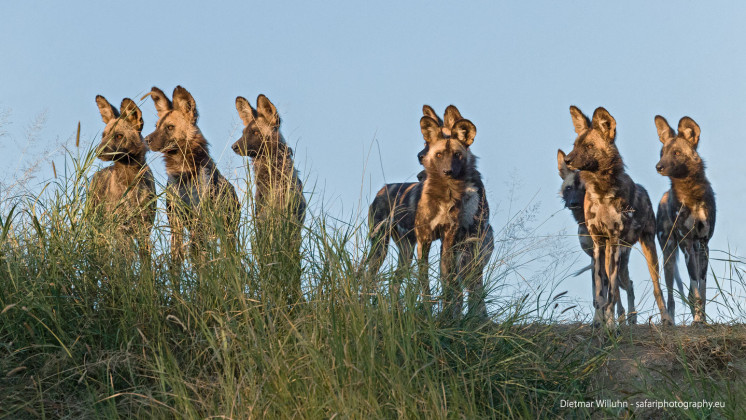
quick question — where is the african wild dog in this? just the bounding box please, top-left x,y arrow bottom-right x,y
654,115 -> 715,324
232,95 -> 305,223
416,107 -> 494,320
365,105 -> 441,298
232,94 -> 305,303
89,95 -> 156,250
557,149 -> 638,323
563,106 -> 672,327
142,86 -> 239,273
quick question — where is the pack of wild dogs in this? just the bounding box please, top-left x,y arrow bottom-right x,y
90,86 -> 715,327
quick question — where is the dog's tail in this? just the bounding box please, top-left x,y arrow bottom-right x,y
572,263 -> 592,277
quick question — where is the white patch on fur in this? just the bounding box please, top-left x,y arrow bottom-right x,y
459,184 -> 480,228
684,204 -> 709,235
430,202 -> 454,231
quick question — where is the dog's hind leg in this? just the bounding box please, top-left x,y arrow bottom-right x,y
641,233 -> 672,325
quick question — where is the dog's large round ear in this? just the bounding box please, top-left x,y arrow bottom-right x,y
443,105 -> 463,131
452,119 -> 476,146
256,94 -> 279,127
142,87 -> 173,120
95,95 -> 119,124
569,106 -> 590,135
678,116 -> 701,149
422,105 -> 443,126
235,96 -> 256,127
173,86 -> 198,124
591,107 -> 616,141
654,115 -> 675,144
120,98 -> 144,132
420,116 -> 442,144
557,149 -> 571,179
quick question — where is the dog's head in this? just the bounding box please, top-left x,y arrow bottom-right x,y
416,104 -> 464,164
95,95 -> 146,162
142,86 -> 200,154
419,112 -> 476,180
232,95 -> 282,158
557,149 -> 585,209
654,115 -> 702,178
563,106 -> 618,172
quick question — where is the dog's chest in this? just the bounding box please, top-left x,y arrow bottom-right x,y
428,184 -> 479,231
169,169 -> 211,208
585,192 -> 631,238
676,204 -> 710,239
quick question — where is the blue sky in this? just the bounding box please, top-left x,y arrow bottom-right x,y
1,2 -> 745,322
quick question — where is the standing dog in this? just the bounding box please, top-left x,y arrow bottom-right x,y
366,105 -> 448,300
557,149 -> 637,323
563,106 -> 671,327
654,115 -> 715,324
416,107 -> 493,319
232,94 -> 305,304
89,95 -> 156,251
142,86 -> 239,273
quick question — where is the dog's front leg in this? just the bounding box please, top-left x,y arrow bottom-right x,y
416,236 -> 432,311
440,231 -> 460,320
592,241 -> 608,328
696,241 -> 709,323
604,241 -> 621,328
684,240 -> 709,324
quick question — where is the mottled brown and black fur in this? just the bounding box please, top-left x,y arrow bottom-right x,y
232,95 -> 305,224
654,115 -> 716,324
89,95 -> 155,251
557,149 -> 637,323
564,106 -> 671,327
232,94 -> 306,304
416,106 -> 494,320
365,105 -> 440,297
142,86 -> 239,272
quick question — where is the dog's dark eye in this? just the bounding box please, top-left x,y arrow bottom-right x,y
585,144 -> 593,150
115,134 -> 123,141
455,152 -> 462,158
252,130 -> 260,136
436,152 -> 443,158
565,186 -> 571,192
167,125 -> 175,132
674,150 -> 681,156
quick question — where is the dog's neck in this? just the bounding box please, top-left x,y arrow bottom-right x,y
580,156 -> 625,198
251,135 -> 297,187
669,167 -> 712,210
163,132 -> 213,178
424,171 -> 465,204
569,204 -> 585,224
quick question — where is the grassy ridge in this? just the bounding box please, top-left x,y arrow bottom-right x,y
0,144 -> 744,418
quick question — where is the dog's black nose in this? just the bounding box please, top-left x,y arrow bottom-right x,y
232,143 -> 240,153
443,169 -> 453,176
656,163 -> 664,173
